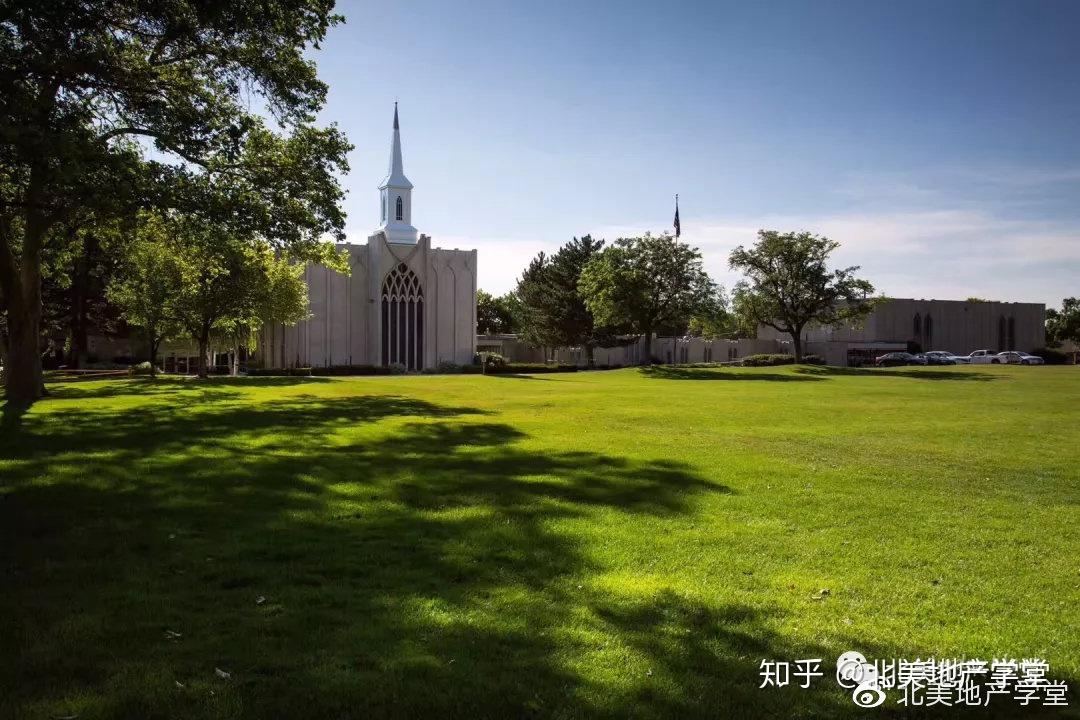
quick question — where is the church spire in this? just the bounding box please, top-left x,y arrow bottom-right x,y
382,102 -> 412,190
377,102 -> 418,244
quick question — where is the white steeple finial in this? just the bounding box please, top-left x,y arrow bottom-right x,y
377,102 -> 418,244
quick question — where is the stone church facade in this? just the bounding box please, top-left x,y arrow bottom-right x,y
257,105 -> 477,370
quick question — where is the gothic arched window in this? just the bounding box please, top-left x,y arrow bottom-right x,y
381,263 -> 424,370
395,195 -> 403,221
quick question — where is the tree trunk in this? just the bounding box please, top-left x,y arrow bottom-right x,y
585,342 -> 595,368
791,329 -> 803,363
5,290 -> 44,408
148,333 -> 159,379
65,233 -> 95,369
196,327 -> 210,379
640,330 -> 653,365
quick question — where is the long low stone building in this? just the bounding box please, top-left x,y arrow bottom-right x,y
757,298 -> 1046,366
491,298 -> 1047,368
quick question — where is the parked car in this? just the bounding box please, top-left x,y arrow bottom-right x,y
995,351 -> 1045,365
966,349 -> 1000,364
909,353 -> 930,365
924,350 -> 960,365
876,352 -> 917,367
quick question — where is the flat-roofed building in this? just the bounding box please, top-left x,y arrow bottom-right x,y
757,298 -> 1046,366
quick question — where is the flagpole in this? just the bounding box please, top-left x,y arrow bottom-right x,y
672,193 -> 680,366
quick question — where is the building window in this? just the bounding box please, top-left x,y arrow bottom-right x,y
998,315 -> 1007,351
381,196 -> 386,222
381,263 -> 424,370
395,195 -> 403,221
913,313 -> 922,341
924,314 -> 933,349
1007,316 -> 1016,350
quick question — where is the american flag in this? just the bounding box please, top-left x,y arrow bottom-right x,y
673,194 -> 681,238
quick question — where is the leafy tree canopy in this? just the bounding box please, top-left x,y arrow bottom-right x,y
579,233 -> 714,362
476,290 -> 519,335
106,213 -> 185,375
1046,297 -> 1080,348
729,230 -> 878,362
515,235 -> 620,362
0,0 -> 349,406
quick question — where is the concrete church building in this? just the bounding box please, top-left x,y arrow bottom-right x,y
258,105 -> 477,371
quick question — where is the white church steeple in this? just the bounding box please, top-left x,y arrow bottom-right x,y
378,102 -> 418,244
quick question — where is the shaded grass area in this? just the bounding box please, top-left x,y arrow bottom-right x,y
1,366 -> 1078,719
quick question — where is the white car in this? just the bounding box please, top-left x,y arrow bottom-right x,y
924,350 -> 965,365
966,349 -> 1000,364
994,351 -> 1044,365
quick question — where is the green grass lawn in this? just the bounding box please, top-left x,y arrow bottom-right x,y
2,365 -> 1078,718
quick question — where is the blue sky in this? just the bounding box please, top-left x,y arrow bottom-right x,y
314,0 -> 1080,306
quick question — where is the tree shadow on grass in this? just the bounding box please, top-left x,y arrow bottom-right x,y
0,388 -> 736,719
794,366 -> 999,382
45,375 -> 335,400
3,386 -> 1059,719
586,590 -> 1065,719
639,366 -> 823,382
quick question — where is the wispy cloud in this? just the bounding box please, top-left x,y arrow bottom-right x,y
349,165 -> 1080,309
598,210 -> 1079,305
439,209 -> 1077,307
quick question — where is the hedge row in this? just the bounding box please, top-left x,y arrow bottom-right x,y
741,353 -> 825,367
487,363 -> 578,374
1028,347 -> 1072,365
248,367 -> 314,377
312,365 -> 399,376
246,363 -> 579,377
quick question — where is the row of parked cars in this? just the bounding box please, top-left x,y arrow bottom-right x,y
875,350 -> 1046,366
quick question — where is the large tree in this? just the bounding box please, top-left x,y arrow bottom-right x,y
729,230 -> 878,362
579,233 -> 714,364
106,215 -> 185,377
687,288 -> 752,340
171,217 -> 308,379
516,235 -> 616,365
476,290 -> 519,335
1045,297 -> 1080,348
513,253 -> 560,351
0,0 -> 348,408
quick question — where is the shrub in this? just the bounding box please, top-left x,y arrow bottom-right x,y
477,352 -> 507,370
1028,347 -> 1070,365
741,353 -> 825,367
741,354 -> 795,367
311,364 -> 393,376
249,367 -> 312,377
130,361 -> 156,376
486,363 -> 577,374
388,363 -> 407,375
437,361 -> 463,373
